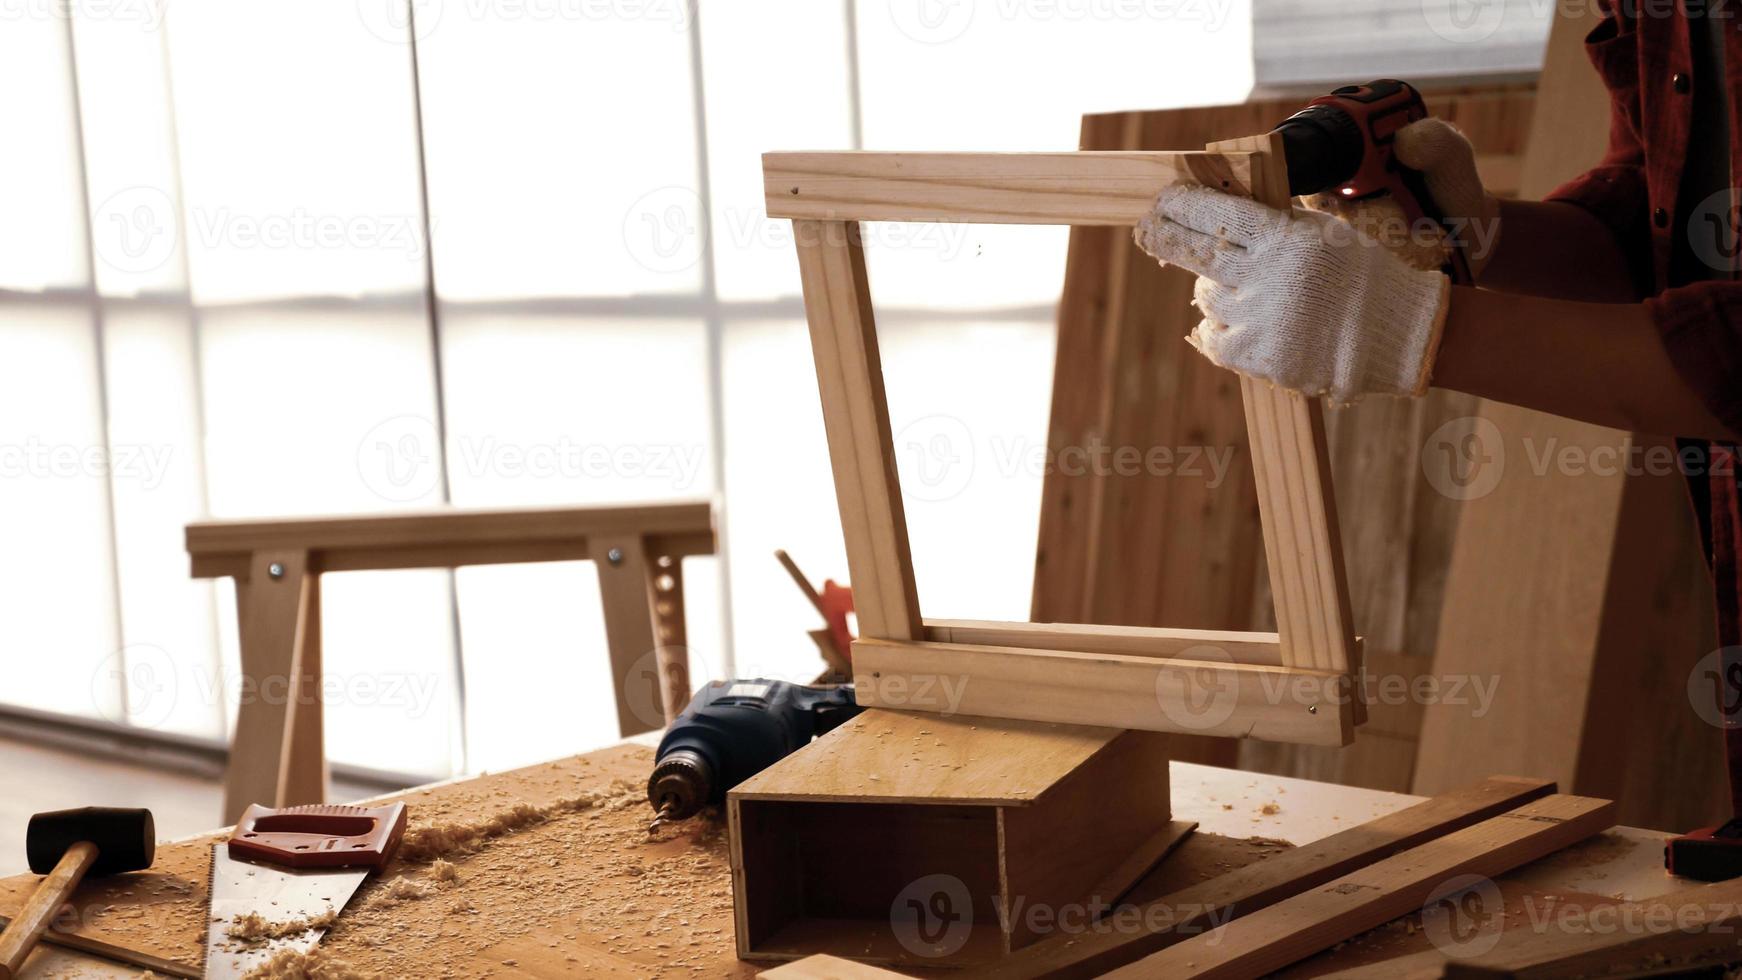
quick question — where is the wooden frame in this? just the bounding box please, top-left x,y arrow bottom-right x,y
186,501 -> 713,821
765,142 -> 1362,744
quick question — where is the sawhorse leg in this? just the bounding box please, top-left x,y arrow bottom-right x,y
223,549 -> 326,823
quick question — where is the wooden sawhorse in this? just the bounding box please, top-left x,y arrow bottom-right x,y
185,501 -> 714,821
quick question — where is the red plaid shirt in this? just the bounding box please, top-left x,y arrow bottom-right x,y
1547,2 -> 1742,808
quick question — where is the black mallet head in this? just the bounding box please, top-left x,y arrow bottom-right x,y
26,807 -> 154,877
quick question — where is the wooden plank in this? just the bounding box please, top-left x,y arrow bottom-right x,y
923,618 -> 1286,666
1441,879 -> 1742,978
765,151 -> 1256,224
185,501 -> 711,558
732,708 -> 1127,806
223,549 -> 320,823
792,220 -> 922,640
759,954 -> 915,978
852,638 -> 1354,745
1110,794 -> 1616,979
985,775 -> 1557,980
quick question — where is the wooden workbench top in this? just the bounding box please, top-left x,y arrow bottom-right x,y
1,747 -> 1680,978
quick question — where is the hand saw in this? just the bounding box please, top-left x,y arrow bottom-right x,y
203,803 -> 407,979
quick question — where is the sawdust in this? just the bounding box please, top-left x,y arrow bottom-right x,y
240,948 -> 382,979
227,908 -> 338,945
315,775 -> 736,977
396,789 -> 613,863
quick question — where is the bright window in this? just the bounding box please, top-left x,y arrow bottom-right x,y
5,0 -> 1256,780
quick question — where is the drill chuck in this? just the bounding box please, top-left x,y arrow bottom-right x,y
1273,103 -> 1366,198
648,748 -> 713,823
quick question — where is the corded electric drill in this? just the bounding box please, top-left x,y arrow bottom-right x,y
646,679 -> 861,832
1271,78 -> 1475,285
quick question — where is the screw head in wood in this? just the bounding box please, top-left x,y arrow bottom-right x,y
606,547 -> 624,566
268,562 -> 285,580
1307,704 -> 1318,714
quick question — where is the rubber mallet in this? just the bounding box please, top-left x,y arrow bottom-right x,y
0,807 -> 154,980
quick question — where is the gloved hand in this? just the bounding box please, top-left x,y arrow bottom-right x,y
1134,184 -> 1451,403
1393,118 -> 1501,277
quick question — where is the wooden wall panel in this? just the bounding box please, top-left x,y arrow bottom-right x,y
1036,86 -> 1535,781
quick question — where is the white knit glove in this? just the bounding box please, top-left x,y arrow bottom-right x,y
1393,118 -> 1502,277
1134,184 -> 1451,403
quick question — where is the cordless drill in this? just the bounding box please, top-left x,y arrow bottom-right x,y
1271,78 -> 1474,285
646,679 -> 861,831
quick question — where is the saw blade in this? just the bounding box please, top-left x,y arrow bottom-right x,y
202,843 -> 371,980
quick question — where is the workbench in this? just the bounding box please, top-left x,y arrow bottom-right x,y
1,741 -> 1681,978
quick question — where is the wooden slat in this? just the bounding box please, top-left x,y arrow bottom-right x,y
792,220 -> 923,640
185,501 -> 712,560
1206,131 -> 1359,684
765,151 -> 1255,224
852,638 -> 1354,745
1111,794 -> 1616,979
984,775 -> 1556,980
922,618 -> 1287,666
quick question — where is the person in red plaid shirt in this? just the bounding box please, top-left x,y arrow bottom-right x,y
1137,1 -> 1742,853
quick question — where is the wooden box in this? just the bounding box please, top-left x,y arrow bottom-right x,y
728,709 -> 1187,969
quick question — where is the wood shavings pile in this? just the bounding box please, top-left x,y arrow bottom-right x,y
227,908 -> 338,946
396,788 -> 613,863
241,948 -> 381,979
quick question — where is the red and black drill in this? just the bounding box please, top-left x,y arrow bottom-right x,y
1271,78 -> 1476,285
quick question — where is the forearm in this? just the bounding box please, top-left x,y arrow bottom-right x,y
1476,199 -> 1641,303
1431,285 -> 1734,441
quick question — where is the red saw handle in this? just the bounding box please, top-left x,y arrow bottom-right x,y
227,802 -> 408,869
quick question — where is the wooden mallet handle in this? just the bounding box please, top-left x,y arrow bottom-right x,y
0,840 -> 98,979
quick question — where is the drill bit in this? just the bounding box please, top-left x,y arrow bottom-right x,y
647,800 -> 677,836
